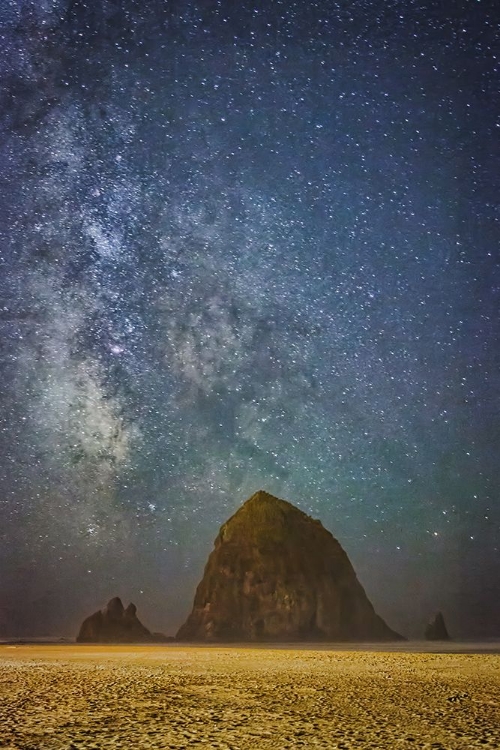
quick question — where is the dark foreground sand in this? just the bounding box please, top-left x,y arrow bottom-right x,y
1,644 -> 499,749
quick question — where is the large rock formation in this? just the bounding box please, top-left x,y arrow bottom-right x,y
77,597 -> 168,643
177,491 -> 403,642
425,612 -> 451,641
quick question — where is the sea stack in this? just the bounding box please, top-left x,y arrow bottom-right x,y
77,597 -> 166,643
425,612 -> 451,641
177,490 -> 403,642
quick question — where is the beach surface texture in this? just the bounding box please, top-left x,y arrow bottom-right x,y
1,643 -> 499,749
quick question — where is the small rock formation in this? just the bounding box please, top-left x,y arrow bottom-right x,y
177,490 -> 404,642
77,597 -> 168,643
425,611 -> 451,641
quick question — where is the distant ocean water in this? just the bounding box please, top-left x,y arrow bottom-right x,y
1,639 -> 500,653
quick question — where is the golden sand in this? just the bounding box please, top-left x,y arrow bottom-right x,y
1,644 -> 499,749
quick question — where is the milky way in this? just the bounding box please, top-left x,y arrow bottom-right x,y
0,1 -> 499,638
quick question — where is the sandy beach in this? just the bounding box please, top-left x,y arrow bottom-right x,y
1,644 -> 499,749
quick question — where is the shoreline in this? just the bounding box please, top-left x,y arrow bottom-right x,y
2,639 -> 500,654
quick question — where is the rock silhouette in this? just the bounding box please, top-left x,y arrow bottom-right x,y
425,611 -> 451,641
77,597 -> 168,643
177,490 -> 404,642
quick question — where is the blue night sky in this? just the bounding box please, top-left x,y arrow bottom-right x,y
0,0 -> 498,639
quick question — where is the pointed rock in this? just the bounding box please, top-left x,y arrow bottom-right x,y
177,491 -> 404,642
104,596 -> 124,620
425,612 -> 451,641
77,597 -> 167,643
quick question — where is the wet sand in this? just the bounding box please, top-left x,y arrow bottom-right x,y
1,644 -> 499,749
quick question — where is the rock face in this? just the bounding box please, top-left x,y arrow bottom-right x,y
177,491 -> 403,642
77,597 -> 166,643
425,612 -> 451,641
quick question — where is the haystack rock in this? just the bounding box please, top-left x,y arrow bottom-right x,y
77,597 -> 168,643
177,491 -> 404,642
425,612 -> 451,641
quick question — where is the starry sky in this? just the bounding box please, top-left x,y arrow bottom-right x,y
0,0 -> 499,640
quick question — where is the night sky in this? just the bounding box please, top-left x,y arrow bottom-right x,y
1,0 -> 499,640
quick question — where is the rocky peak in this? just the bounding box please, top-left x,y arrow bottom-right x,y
425,611 -> 451,641
77,597 -> 166,643
218,490 -> 326,548
104,597 -> 125,619
177,491 -> 403,642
